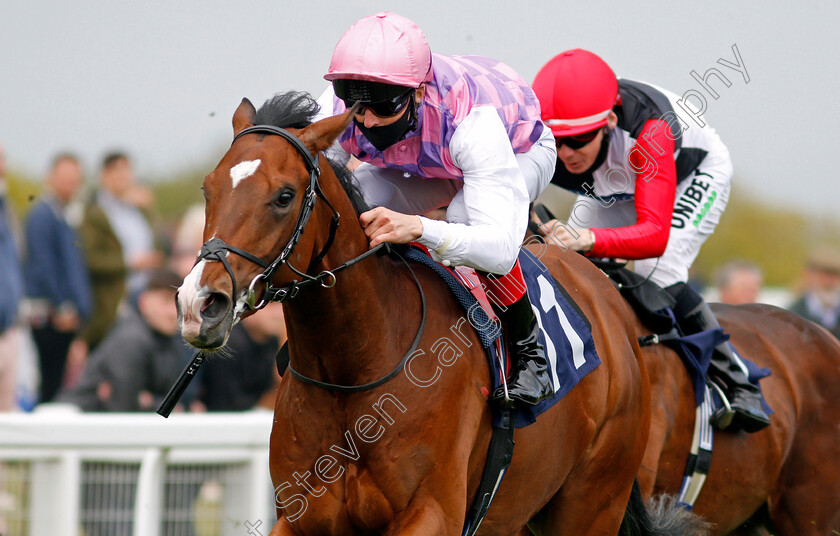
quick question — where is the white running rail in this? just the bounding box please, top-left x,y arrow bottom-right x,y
0,408 -> 276,536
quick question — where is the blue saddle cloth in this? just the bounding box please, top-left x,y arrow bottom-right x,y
664,323 -> 772,414
402,246 -> 601,428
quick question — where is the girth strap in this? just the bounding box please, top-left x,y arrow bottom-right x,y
462,408 -> 515,536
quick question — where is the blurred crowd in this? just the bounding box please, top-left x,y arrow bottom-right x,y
0,142 -> 285,414
2,142 -> 840,413
709,250 -> 840,341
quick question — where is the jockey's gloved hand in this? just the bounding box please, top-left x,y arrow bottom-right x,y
538,220 -> 595,253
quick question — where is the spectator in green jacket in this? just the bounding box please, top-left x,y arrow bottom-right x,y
78,152 -> 162,351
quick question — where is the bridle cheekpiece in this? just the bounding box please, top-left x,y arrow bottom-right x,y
196,125 -> 341,312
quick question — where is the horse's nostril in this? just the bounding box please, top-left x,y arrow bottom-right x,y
201,292 -> 231,322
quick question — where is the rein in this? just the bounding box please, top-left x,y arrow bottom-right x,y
286,246 -> 427,393
195,124 -> 427,394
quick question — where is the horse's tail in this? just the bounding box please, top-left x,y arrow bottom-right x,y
619,480 -> 712,536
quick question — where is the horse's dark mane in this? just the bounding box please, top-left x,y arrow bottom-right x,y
255,91 -> 369,215
254,91 -> 318,129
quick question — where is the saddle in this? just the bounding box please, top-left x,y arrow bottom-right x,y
589,258 -> 677,334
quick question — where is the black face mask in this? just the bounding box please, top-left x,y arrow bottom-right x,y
356,99 -> 417,152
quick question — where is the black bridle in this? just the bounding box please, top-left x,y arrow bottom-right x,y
196,124 -> 345,311
191,123 -> 426,394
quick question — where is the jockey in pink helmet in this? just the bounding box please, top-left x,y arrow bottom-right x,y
531,49 -> 769,432
316,12 -> 558,407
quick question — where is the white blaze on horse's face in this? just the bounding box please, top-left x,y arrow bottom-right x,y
230,159 -> 261,189
178,258 -> 210,340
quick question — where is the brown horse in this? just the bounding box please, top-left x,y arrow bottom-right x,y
633,301 -> 840,534
176,92 -> 707,535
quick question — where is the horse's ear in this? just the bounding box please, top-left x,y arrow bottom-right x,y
298,104 -> 358,156
233,98 -> 257,137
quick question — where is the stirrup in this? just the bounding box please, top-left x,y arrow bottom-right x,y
492,369 -> 512,408
708,381 -> 735,430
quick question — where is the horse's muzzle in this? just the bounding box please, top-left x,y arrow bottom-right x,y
178,287 -> 234,350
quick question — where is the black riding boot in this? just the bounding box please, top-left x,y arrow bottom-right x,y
667,283 -> 770,433
491,291 -> 553,407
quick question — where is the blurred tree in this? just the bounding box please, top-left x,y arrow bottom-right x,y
150,167 -> 205,223
693,185 -> 840,287
5,171 -> 41,217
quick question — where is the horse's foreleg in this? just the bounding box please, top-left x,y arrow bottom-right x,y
382,494 -> 460,536
266,501 -> 456,536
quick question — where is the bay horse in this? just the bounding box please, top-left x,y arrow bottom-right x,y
634,301 -> 840,534
176,92 -> 707,535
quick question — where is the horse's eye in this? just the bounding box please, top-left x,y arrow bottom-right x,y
275,191 -> 295,208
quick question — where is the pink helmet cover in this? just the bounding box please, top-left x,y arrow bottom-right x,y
325,11 -> 433,87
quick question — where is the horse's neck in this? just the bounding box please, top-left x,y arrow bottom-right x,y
283,203 -> 416,386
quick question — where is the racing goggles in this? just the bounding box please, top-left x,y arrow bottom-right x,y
555,127 -> 603,150
333,79 -> 415,117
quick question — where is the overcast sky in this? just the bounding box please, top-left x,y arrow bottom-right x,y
2,1 -> 837,216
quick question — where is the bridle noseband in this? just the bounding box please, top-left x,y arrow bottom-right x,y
196,124 -> 345,311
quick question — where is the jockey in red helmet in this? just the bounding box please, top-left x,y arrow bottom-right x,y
531,49 -> 769,432
316,12 -> 558,407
